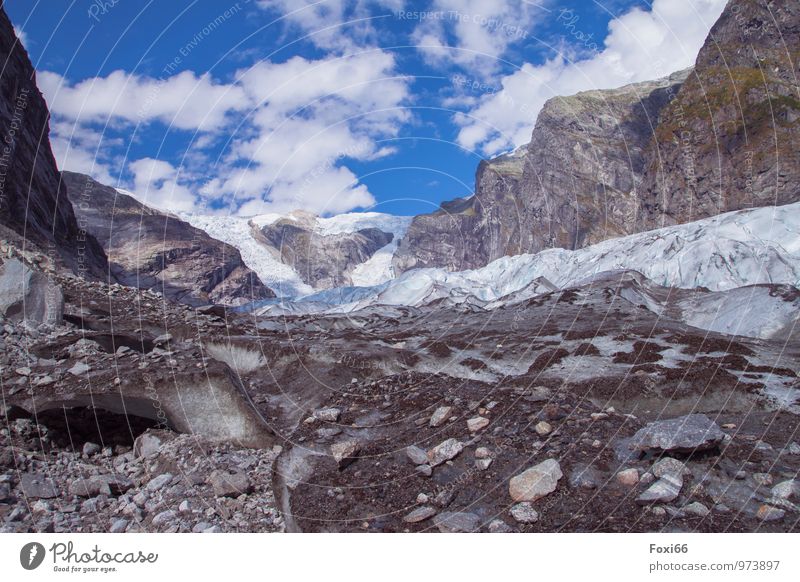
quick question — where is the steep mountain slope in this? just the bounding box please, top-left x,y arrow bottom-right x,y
393,70 -> 689,273
63,172 -> 275,306
183,210 -> 412,296
395,0 -> 800,274
638,0 -> 800,228
0,7 -> 106,277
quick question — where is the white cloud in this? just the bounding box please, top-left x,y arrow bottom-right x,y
256,0 -> 406,53
220,51 -> 410,215
39,70 -> 249,131
452,0 -> 728,155
40,45 -> 409,215
128,158 -> 198,214
13,25 -> 28,47
412,0 -> 544,76
49,120 -> 118,186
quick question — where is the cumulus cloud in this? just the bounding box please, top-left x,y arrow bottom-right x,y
221,51 -> 410,215
256,0 -> 405,53
411,0 -> 544,76
453,0 -> 728,155
128,158 -> 198,213
38,70 -> 250,132
41,47 -> 410,215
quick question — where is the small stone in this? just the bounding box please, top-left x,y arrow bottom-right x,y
510,502 -> 539,523
475,447 -> 491,459
475,458 -> 492,471
650,506 -> 667,517
146,473 -> 174,492
415,465 -> 433,477
416,493 -> 429,504
154,333 -> 172,345
509,459 -> 563,502
208,471 -> 251,497
69,477 -> 110,498
467,416 -> 490,432
534,421 -> 552,436
133,432 -> 163,458
403,506 -> 437,523
82,442 -> 101,456
652,457 -> 688,479
429,406 -> 453,427
616,468 -> 639,486
756,505 -> 785,522
151,510 -> 177,527
683,502 -> 710,517
15,366 -> 31,376
406,445 -> 428,465
432,511 -> 480,533
314,408 -> 341,422
19,473 -> 58,499
636,474 -> 682,504
721,423 -> 736,429
590,412 -> 608,421
427,438 -> 464,467
330,439 -> 361,469
788,442 -> 800,455
178,500 -> 191,512
68,362 -> 90,376
110,519 -> 129,533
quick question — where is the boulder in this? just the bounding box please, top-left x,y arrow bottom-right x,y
330,438 -> 361,469
427,438 -> 464,467
429,406 -> 453,427
405,445 -> 428,465
19,473 -> 58,499
0,259 -> 63,325
629,414 -> 724,454
509,459 -> 563,502
208,471 -> 252,497
403,506 -> 437,523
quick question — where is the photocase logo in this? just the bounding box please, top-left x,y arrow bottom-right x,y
20,542 -> 46,570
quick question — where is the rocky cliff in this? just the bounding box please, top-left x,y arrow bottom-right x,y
0,6 -> 106,277
63,172 -> 275,306
394,71 -> 688,272
396,0 -> 800,273
638,0 -> 800,228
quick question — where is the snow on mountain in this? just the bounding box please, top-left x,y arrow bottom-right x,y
181,211 -> 412,297
257,201 -> 800,315
179,214 -> 314,298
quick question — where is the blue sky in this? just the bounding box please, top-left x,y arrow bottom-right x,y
7,0 -> 727,217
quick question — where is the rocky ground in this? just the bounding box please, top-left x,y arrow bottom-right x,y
1,243 -> 799,533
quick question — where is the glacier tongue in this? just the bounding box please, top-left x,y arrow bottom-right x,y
263,201 -> 800,313
180,211 -> 412,297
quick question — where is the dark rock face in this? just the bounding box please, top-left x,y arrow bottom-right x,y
63,172 -> 275,306
638,0 -> 800,228
0,8 -> 106,277
394,71 -> 688,273
259,215 -> 394,289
